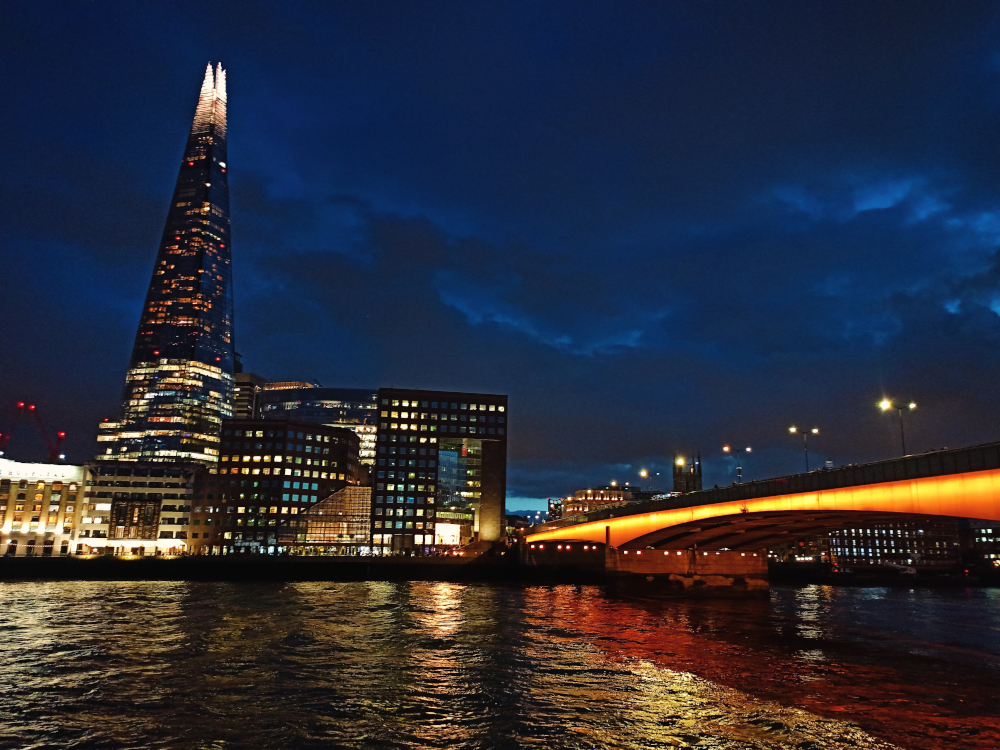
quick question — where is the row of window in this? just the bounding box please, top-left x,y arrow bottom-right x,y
381,411 -> 505,424
224,429 -> 330,440
382,399 -> 504,412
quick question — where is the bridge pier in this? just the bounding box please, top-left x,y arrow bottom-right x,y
608,548 -> 769,597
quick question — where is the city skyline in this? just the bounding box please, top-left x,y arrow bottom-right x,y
3,4 -> 1000,510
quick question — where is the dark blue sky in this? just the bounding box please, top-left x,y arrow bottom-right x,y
3,2 -> 1000,510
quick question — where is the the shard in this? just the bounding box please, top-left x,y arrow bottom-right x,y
98,63 -> 234,464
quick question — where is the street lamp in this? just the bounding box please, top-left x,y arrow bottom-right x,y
722,445 -> 752,484
789,426 -> 819,472
879,399 -> 916,456
639,468 -> 652,490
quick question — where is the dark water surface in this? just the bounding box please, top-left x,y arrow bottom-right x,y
1,582 -> 998,750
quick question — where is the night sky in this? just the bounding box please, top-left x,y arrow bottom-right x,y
3,3 -> 1000,510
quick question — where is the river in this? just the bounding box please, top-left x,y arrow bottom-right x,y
0,582 -> 997,749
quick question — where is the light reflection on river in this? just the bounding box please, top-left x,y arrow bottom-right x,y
0,582 -> 997,749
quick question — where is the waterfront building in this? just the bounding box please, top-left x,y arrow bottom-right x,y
673,454 -> 702,493
0,459 -> 86,556
371,388 -> 508,554
97,63 -> 235,465
82,461 -> 197,556
826,519 -> 961,569
190,418 -> 362,554
297,486 -> 372,554
259,387 -> 379,466
562,485 -> 635,515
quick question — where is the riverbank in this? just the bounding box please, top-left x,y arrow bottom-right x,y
0,554 -> 607,585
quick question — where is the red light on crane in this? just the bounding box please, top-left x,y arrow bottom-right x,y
17,402 -> 24,408
58,432 -> 66,438
29,405 -> 35,411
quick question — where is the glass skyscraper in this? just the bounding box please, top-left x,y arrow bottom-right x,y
98,63 -> 234,465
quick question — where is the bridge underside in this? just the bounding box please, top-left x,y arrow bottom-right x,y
620,511 -> 933,550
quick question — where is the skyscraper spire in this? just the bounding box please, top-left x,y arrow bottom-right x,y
98,64 -> 234,465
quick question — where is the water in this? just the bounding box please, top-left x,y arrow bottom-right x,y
0,582 -> 998,750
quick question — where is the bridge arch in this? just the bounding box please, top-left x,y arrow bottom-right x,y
525,468 -> 1000,549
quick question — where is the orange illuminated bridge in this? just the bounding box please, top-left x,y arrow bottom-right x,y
526,442 -> 1000,550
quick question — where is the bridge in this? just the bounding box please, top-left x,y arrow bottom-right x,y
523,441 -> 1000,595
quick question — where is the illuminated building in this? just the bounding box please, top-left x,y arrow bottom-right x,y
190,418 -> 362,554
82,462 -> 197,556
371,388 -> 508,554
97,63 -> 234,465
259,386 -> 379,466
562,486 -> 636,515
298,486 -> 372,554
827,520 -> 961,569
673,453 -> 702,493
234,369 -> 266,420
0,459 -> 86,556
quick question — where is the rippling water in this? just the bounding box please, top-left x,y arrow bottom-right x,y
1,582 -> 998,750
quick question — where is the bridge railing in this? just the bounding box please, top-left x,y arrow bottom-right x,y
531,440 -> 1000,534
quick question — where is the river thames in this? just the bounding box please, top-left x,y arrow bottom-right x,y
1,582 -> 997,749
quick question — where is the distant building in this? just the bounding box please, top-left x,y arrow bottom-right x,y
0,459 -> 86,557
827,518 -> 961,569
265,381 -> 316,391
547,497 -> 563,521
190,418 -> 362,554
234,371 -> 266,420
258,387 -> 378,466
562,485 -> 635,515
371,388 -> 508,554
673,454 -> 702,493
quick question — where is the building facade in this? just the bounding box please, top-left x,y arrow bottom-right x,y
1,459 -> 86,556
371,388 -> 508,554
81,462 -> 197,556
98,63 -> 235,465
259,386 -> 379,466
826,518 -> 962,569
189,418 -> 362,554
234,369 -> 266,420
298,486 -> 372,554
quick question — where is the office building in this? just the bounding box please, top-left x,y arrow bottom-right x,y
259,386 -> 379,466
371,388 -> 508,554
97,63 -> 235,465
827,519 -> 961,569
234,371 -> 266,420
190,418 -> 362,554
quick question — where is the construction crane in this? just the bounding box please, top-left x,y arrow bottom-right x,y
0,402 -> 66,462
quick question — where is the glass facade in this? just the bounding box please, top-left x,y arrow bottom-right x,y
98,63 -> 234,465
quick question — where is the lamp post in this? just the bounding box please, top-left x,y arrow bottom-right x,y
789,426 -> 819,472
722,445 -> 752,483
639,468 -> 652,490
879,399 -> 916,456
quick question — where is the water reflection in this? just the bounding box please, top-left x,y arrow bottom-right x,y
0,581 -> 997,749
